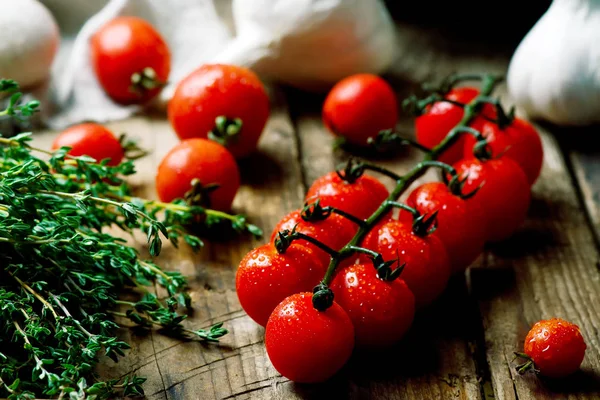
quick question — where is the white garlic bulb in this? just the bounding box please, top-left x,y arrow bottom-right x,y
212,0 -> 398,91
0,0 -> 60,88
507,0 -> 600,126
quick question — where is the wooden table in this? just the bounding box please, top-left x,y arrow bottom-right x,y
32,7 -> 600,400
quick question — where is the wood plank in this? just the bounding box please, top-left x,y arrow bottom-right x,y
469,91 -> 600,400
287,86 -> 484,400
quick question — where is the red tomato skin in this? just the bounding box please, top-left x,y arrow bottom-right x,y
330,263 -> 415,348
524,318 -> 586,378
155,138 -> 240,211
265,292 -> 355,383
322,74 -> 398,146
52,123 -> 124,166
464,118 -> 543,185
399,182 -> 486,273
270,210 -> 358,267
416,87 -> 494,165
168,64 -> 270,159
453,157 -> 531,243
236,243 -> 324,327
362,220 -> 451,307
305,172 -> 390,220
91,16 -> 170,104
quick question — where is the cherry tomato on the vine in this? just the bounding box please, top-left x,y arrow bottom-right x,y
236,243 -> 324,327
265,292 -> 355,383
270,210 -> 358,267
305,172 -> 390,220
155,138 -> 239,211
168,64 -> 270,159
330,263 -> 415,348
399,182 -> 486,273
416,87 -> 494,165
362,220 -> 451,307
52,123 -> 124,166
520,318 -> 586,378
464,118 -> 543,185
453,157 -> 531,243
322,73 -> 398,147
91,16 -> 170,104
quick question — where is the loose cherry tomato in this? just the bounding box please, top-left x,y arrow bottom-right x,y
270,210 -> 358,267
168,64 -> 270,159
265,292 -> 355,383
416,87 -> 494,165
236,243 -> 324,327
453,157 -> 531,242
91,16 -> 170,104
52,123 -> 124,166
155,138 -> 239,211
305,172 -> 389,220
399,182 -> 486,272
330,263 -> 415,348
362,220 -> 451,307
464,118 -> 543,185
520,318 -> 586,378
322,74 -> 398,147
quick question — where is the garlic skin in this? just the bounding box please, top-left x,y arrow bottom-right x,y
507,0 -> 600,126
212,0 -> 397,91
0,0 -> 60,89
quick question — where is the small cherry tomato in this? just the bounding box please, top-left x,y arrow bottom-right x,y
265,292 -> 355,383
330,263 -> 415,348
91,16 -> 170,104
168,64 -> 270,159
52,123 -> 124,166
362,220 -> 451,307
236,243 -> 324,327
399,182 -> 486,272
270,210 -> 358,267
322,73 -> 398,147
155,138 -> 239,211
464,118 -> 544,185
416,87 -> 494,165
453,157 -> 531,242
519,318 -> 586,378
305,172 -> 389,220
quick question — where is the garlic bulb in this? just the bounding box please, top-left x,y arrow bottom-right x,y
212,0 -> 397,91
0,0 -> 60,88
507,0 -> 600,126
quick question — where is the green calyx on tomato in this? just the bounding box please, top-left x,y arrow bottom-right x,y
208,116 -> 244,147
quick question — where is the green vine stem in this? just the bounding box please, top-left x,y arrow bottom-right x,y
313,74 -> 502,310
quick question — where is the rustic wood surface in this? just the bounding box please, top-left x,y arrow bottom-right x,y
29,3 -> 600,399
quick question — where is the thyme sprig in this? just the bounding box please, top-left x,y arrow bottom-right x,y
0,79 -> 260,399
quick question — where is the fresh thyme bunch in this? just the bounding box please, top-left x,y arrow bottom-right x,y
0,80 -> 261,399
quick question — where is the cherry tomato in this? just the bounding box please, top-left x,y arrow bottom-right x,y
464,118 -> 543,185
168,64 -> 270,159
155,138 -> 239,211
322,74 -> 398,147
521,318 -> 586,378
330,263 -> 415,348
270,210 -> 358,267
362,220 -> 451,307
416,87 -> 494,165
399,182 -> 486,272
91,16 -> 170,104
265,292 -> 355,383
236,243 -> 324,327
453,157 -> 531,243
305,172 -> 389,220
52,123 -> 124,166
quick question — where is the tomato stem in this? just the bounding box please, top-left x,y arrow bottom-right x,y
301,200 -> 366,227
312,74 -> 503,311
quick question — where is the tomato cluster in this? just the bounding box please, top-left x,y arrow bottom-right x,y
233,75 -> 560,383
